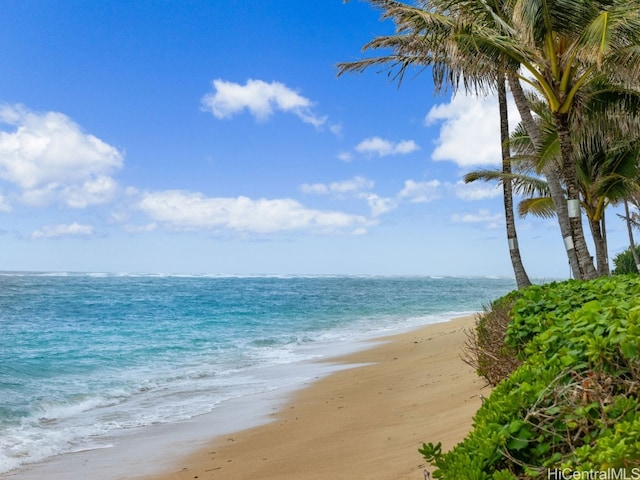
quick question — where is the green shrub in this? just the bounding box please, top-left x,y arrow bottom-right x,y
420,276 -> 640,479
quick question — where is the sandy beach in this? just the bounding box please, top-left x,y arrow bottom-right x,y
142,314 -> 485,480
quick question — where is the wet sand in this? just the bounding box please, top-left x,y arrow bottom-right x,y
142,314 -> 484,480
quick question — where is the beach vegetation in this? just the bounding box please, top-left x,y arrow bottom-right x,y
463,295 -> 521,387
421,275 -> 640,478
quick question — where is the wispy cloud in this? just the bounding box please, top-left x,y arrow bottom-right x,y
453,181 -> 502,201
337,151 -> 353,162
0,194 -> 12,213
452,209 -> 503,229
300,176 -> 396,218
32,222 -> 94,239
359,192 -> 397,217
398,179 -> 442,203
300,176 -> 374,195
201,79 -> 328,129
354,136 -> 419,157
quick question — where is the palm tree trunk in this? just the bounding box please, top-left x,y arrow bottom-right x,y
624,199 -> 640,273
601,213 -> 609,275
507,74 -> 581,279
587,214 -> 610,276
554,112 -> 598,280
498,76 -> 531,288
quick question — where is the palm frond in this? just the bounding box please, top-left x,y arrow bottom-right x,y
337,1 -> 502,93
512,174 -> 550,197
464,168 -> 550,197
463,169 -> 505,183
535,123 -> 561,172
518,196 -> 557,218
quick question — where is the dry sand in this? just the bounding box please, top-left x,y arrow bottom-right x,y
142,314 -> 486,480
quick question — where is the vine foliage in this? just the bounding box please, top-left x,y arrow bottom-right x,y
421,276 -> 640,479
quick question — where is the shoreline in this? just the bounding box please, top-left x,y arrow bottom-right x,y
3,314 -> 484,480
143,314 -> 484,480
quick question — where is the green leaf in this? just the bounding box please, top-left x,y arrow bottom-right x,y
620,342 -> 639,359
508,420 -> 525,434
507,437 -> 529,450
560,354 -> 577,366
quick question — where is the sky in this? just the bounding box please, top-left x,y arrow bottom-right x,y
0,1 -> 633,278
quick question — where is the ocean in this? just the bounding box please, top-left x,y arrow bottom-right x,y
0,273 -> 515,477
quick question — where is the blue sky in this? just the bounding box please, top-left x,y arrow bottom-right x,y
0,1 -> 632,277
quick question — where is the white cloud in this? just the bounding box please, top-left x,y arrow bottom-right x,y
394,140 -> 420,154
137,190 -> 370,235
337,151 -> 353,162
124,222 -> 158,233
301,176 -> 375,196
62,175 -> 120,208
329,123 -> 343,136
20,176 -> 119,208
0,104 -> 123,207
398,179 -> 442,203
299,183 -> 329,195
425,93 -> 520,167
355,137 -> 419,157
299,176 -> 395,217
0,194 -> 12,212
0,105 -> 123,189
359,193 -> 398,217
201,79 -> 327,129
453,181 -> 502,200
452,209 -> 503,229
31,222 -> 94,239
335,177 -> 375,194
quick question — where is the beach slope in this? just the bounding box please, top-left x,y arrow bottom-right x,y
144,314 -> 484,480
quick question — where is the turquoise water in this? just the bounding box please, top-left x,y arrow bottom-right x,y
0,273 -> 515,474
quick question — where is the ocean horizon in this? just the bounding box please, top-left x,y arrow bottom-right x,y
0,273 -> 517,478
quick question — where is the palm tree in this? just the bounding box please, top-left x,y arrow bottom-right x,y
344,0 -> 640,279
568,79 -> 640,275
577,135 -> 640,275
508,77 -> 583,278
623,198 -> 640,273
338,0 -> 576,279
516,135 -> 640,277
470,93 -> 640,277
338,0 -> 532,288
497,76 -> 531,287
475,0 -> 640,279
